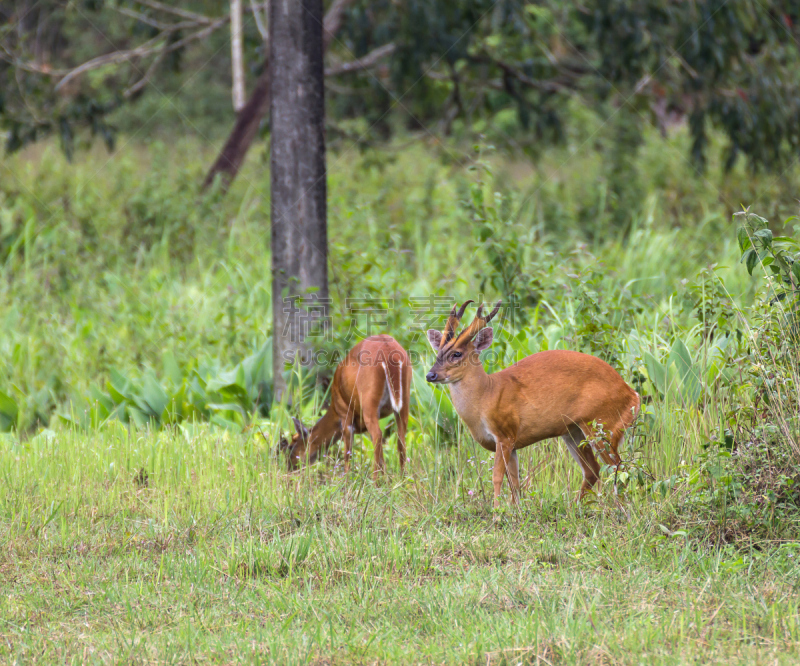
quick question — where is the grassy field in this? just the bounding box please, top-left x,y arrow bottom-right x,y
2,126 -> 800,663
2,424 -> 800,664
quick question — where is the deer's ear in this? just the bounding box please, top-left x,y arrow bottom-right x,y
473,327 -> 494,352
292,417 -> 308,439
427,329 -> 443,351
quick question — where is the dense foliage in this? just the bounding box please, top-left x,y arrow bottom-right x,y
4,0 -> 800,174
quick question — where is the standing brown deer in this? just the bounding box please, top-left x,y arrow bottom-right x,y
426,301 -> 640,503
280,335 -> 411,476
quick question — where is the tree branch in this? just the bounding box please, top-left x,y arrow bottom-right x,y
325,43 -> 396,76
322,0 -> 353,50
123,49 -> 167,99
250,0 -> 269,42
116,7 -> 170,31
474,54 -> 574,93
132,0 -> 215,25
54,16 -> 228,92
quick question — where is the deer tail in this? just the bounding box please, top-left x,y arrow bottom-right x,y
381,358 -> 404,412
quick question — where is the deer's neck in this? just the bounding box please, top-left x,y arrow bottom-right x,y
310,408 -> 342,449
448,364 -> 493,424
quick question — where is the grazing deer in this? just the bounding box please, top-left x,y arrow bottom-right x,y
426,301 -> 640,503
280,335 -> 411,477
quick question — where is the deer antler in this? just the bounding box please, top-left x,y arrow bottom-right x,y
459,299 -> 503,342
484,300 -> 502,324
442,300 -> 474,344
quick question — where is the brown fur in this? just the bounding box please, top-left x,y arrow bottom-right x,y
427,303 -> 640,503
282,335 -> 411,477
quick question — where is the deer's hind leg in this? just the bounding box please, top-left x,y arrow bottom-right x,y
562,424 -> 602,501
393,399 -> 409,473
578,420 -> 621,468
505,449 -> 521,505
359,387 -> 386,478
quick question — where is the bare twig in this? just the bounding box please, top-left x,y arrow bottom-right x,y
325,42 -> 396,76
54,33 -> 165,92
116,7 -> 169,31
474,54 -> 573,93
250,0 -> 268,42
54,16 -> 228,92
426,68 -> 572,99
133,0 -> 214,25
0,47 -> 67,76
115,7 -> 202,33
123,49 -> 167,99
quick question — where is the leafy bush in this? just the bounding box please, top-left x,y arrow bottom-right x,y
59,343 -> 273,431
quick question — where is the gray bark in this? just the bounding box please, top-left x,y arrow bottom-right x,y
270,0 -> 328,400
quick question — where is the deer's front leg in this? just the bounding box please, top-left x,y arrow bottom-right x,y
492,441 -> 514,507
343,424 -> 355,473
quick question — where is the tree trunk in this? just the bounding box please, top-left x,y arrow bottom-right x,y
202,0 -> 353,191
270,0 -> 328,400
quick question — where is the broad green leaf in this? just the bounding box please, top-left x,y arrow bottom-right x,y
754,228 -> 773,246
737,227 -> 751,252
668,338 -> 693,382
241,341 -> 271,390
162,351 -> 183,387
136,375 -> 169,419
208,402 -> 247,419
205,363 -> 247,394
0,390 -> 19,432
127,406 -> 149,429
209,414 -> 243,431
108,369 -> 134,404
745,248 -> 758,275
89,386 -> 114,415
668,339 -> 702,403
218,383 -> 250,408
643,352 -> 667,395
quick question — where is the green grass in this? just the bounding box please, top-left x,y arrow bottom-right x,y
1,423 -> 800,664
2,126 -> 800,663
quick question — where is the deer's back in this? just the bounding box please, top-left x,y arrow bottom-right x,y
496,349 -> 639,440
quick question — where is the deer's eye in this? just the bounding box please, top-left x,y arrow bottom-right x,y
452,351 -> 462,359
